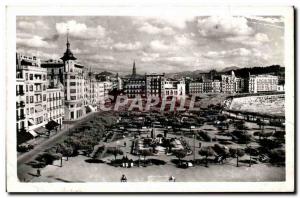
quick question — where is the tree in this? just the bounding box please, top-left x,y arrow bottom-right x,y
107,147 -> 123,160
173,150 -> 187,166
198,146 -> 215,167
140,149 -> 152,166
56,144 -> 74,161
229,148 -> 245,167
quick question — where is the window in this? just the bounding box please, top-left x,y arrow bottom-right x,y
29,74 -> 33,80
25,73 -> 28,80
43,94 -> 46,101
26,96 -> 29,104
30,85 -> 33,91
30,96 -> 34,103
43,85 -> 46,90
70,75 -> 76,79
70,82 -> 76,86
26,85 -> 28,92
70,89 -> 76,93
71,96 -> 76,100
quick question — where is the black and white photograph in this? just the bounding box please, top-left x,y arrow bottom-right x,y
5,4 -> 295,193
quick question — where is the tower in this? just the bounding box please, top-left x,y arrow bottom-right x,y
61,29 -> 77,72
132,60 -> 136,76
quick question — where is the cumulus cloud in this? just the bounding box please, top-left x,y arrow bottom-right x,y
113,41 -> 142,51
157,15 -> 195,29
174,35 -> 194,46
18,20 -> 49,30
197,16 -> 254,38
17,35 -> 56,48
56,20 -> 106,39
225,32 -> 270,46
149,40 -> 178,51
203,48 -> 252,59
246,16 -> 284,24
138,22 -> 175,35
17,48 -> 59,60
140,52 -> 160,62
87,54 -> 115,61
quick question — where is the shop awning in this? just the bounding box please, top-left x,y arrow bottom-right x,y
45,120 -> 60,131
28,119 -> 34,126
28,130 -> 38,137
33,126 -> 48,135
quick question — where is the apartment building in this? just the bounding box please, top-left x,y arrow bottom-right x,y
162,78 -> 186,98
248,74 -> 278,93
16,55 -> 27,134
46,86 -> 64,125
18,54 -> 48,136
146,73 -> 165,98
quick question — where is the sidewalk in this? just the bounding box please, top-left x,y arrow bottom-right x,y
17,111 -> 99,165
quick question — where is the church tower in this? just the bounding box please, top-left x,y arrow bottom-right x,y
132,60 -> 136,76
61,29 -> 77,72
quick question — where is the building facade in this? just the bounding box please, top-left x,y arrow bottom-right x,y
16,54 -> 27,134
19,55 -> 48,133
248,74 -> 278,93
146,73 -> 165,98
46,86 -> 64,125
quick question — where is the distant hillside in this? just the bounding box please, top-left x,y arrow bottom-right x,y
220,66 -> 240,73
225,65 -> 285,77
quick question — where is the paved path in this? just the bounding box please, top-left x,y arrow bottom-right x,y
17,111 -> 99,165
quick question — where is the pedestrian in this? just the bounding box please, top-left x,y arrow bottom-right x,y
124,142 -> 126,147
121,174 -> 127,182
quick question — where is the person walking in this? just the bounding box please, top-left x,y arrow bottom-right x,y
121,174 -> 127,182
37,169 -> 41,177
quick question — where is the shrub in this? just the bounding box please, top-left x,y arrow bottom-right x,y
269,149 -> 285,165
35,152 -> 61,165
198,131 -> 212,142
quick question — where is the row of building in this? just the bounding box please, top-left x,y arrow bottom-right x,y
16,34 -> 284,142
122,63 -> 283,98
16,35 -> 119,139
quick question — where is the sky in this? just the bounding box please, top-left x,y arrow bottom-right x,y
16,16 -> 284,74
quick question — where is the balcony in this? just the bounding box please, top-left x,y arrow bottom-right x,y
17,114 -> 25,121
18,127 -> 27,133
16,90 -> 25,96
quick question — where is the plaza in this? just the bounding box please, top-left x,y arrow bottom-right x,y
18,102 -> 286,182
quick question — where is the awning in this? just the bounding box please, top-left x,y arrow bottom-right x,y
28,119 -> 34,126
33,126 -> 48,135
45,120 -> 60,131
87,105 -> 96,112
28,130 -> 38,137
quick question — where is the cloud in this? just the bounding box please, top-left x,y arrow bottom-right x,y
17,48 -> 59,60
113,41 -> 142,51
197,16 -> 254,38
17,35 -> 56,48
203,48 -> 252,59
87,54 -> 115,61
225,32 -> 270,46
174,35 -> 194,46
246,16 -> 284,24
157,16 -> 195,29
140,52 -> 160,62
56,20 -> 106,39
18,20 -> 49,30
149,40 -> 178,51
138,22 -> 175,35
